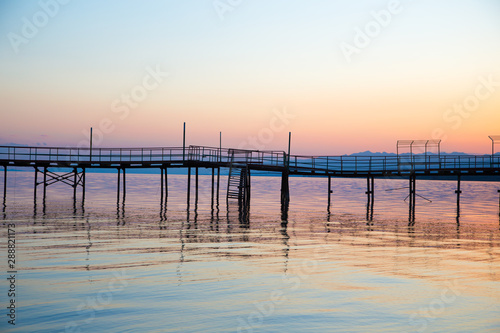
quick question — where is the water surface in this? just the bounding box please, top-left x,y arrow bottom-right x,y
1,171 -> 499,332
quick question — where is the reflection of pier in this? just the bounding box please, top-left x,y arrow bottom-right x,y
1,138 -> 500,222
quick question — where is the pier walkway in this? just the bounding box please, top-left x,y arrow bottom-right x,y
1,144 -> 499,222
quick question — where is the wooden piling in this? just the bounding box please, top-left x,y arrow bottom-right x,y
187,167 -> 191,206
327,175 -> 332,208
43,167 -> 47,200
160,167 -> 164,203
82,168 -> 86,203
73,167 -> 77,199
216,167 -> 220,205
122,168 -> 126,202
117,168 -> 121,203
34,167 -> 38,200
455,174 -> 462,218
2,166 -> 6,203
195,167 -> 199,204
165,168 -> 168,200
281,170 -> 290,206
211,168 -> 215,209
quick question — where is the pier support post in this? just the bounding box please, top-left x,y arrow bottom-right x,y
3,166 -> 7,204
187,167 -> 191,207
216,167 -> 220,206
195,167 -> 199,205
160,167 -> 168,205
117,168 -> 121,203
160,167 -> 164,204
43,167 -> 47,200
165,168 -> 168,200
73,167 -> 77,199
122,168 -> 126,202
498,189 -> 500,220
211,168 -> 215,209
34,167 -> 38,201
408,174 -> 416,223
281,170 -> 290,206
455,174 -> 462,220
365,176 -> 374,222
327,175 -> 332,210
82,168 -> 86,204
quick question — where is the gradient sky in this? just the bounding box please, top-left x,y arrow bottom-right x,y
0,0 -> 499,154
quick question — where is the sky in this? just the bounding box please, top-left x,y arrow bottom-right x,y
0,0 -> 499,155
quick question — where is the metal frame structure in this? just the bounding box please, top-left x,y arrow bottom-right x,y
489,135 -> 500,156
397,140 -> 441,158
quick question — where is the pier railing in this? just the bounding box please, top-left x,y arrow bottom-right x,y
1,145 -> 499,174
288,154 -> 500,174
187,146 -> 286,167
0,146 -> 187,163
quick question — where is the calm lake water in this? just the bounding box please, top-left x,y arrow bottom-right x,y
1,170 -> 499,332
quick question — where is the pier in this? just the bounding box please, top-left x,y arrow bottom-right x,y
1,142 -> 499,222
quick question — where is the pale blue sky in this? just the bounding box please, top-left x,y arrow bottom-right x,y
1,0 -> 499,153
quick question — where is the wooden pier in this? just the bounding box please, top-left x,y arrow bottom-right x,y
1,144 -> 499,222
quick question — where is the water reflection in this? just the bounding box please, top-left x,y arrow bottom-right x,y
2,172 -> 499,332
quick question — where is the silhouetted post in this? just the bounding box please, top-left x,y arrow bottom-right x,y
73,168 -> 77,199
122,168 -> 126,202
3,166 -> 7,203
287,132 -> 291,168
90,127 -> 93,162
498,189 -> 500,219
455,174 -> 462,219
408,174 -> 416,223
165,168 -> 168,200
281,171 -> 289,206
216,167 -> 220,205
187,167 -> 191,206
195,167 -> 199,204
211,168 -> 215,209
219,132 -> 222,162
160,167 -> 164,204
183,122 -> 186,161
117,168 -> 121,203
281,133 -> 291,206
82,168 -> 86,203
327,175 -> 332,209
43,167 -> 47,200
34,167 -> 38,201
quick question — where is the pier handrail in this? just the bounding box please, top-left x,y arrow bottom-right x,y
0,145 -> 499,174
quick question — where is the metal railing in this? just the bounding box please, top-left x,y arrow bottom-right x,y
1,145 -> 499,174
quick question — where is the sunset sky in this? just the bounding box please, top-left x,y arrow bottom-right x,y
0,0 -> 499,155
